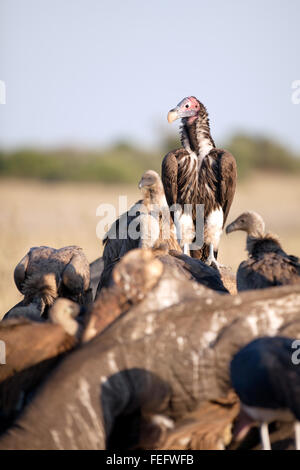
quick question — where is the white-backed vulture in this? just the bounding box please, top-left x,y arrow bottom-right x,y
138,170 -> 180,251
226,211 -> 300,291
230,336 -> 300,450
89,257 -> 104,299
4,246 -> 92,320
162,96 -> 237,264
97,170 -> 181,293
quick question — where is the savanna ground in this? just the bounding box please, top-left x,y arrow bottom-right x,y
1,172 -> 300,316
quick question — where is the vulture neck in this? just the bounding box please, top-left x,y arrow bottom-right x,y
180,114 -> 215,163
246,226 -> 266,255
143,187 -> 168,209
246,236 -> 261,256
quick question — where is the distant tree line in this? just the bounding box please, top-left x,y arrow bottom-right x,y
0,133 -> 299,184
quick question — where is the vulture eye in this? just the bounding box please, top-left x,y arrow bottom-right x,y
185,104 -> 190,108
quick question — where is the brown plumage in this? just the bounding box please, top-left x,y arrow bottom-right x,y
226,211 -> 300,291
138,170 -> 181,251
5,246 -> 92,320
162,96 -> 237,265
97,170 -> 181,294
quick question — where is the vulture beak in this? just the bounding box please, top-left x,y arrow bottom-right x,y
138,179 -> 144,189
225,222 -> 236,234
167,108 -> 179,123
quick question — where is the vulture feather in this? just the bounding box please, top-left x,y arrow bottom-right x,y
4,246 -> 92,320
89,257 -> 104,300
230,336 -> 300,450
98,239 -> 229,299
97,170 -> 181,294
226,211 -> 300,291
162,96 -> 237,266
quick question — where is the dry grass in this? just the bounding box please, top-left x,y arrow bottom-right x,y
1,172 -> 300,315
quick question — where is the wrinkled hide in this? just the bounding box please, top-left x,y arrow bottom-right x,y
1,284 -> 300,449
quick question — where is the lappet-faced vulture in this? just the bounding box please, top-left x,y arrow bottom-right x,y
226,211 -> 300,291
162,96 -> 237,266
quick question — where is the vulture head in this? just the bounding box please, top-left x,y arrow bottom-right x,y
49,298 -> 82,337
138,170 -> 168,210
167,96 -> 207,125
138,170 -> 163,192
226,211 -> 265,238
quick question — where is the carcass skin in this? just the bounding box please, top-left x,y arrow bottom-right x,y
0,316 -> 77,433
83,249 -> 228,343
0,283 -> 300,450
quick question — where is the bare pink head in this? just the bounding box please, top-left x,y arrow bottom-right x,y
167,96 -> 203,125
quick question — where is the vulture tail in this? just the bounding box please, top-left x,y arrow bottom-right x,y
22,273 -> 58,306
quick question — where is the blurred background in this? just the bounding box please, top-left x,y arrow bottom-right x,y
0,0 -> 300,314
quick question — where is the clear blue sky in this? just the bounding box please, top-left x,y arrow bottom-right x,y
0,0 -> 299,150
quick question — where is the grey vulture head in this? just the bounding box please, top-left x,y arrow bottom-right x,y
226,211 -> 266,239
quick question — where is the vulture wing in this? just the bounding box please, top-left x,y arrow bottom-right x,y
97,201 -> 143,294
218,150 -> 237,228
0,317 -> 77,432
168,251 -> 228,293
102,200 -> 143,262
161,150 -> 180,208
237,254 -> 300,291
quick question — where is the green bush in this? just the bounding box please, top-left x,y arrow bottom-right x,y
226,134 -> 300,178
0,133 -> 299,183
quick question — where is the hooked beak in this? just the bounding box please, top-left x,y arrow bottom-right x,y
225,222 -> 236,234
167,108 -> 180,123
138,179 -> 144,190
